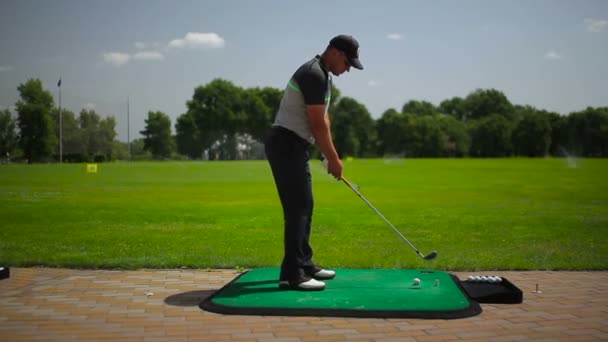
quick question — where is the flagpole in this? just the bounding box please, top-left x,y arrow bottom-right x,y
127,96 -> 131,161
58,78 -> 62,164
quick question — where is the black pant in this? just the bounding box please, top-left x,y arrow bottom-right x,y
265,126 -> 315,282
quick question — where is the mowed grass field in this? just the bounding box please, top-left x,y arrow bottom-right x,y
0,158 -> 606,271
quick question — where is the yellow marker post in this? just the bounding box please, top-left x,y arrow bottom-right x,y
86,163 -> 98,173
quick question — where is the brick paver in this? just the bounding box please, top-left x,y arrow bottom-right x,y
0,268 -> 606,341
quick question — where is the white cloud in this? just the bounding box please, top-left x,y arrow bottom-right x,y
168,32 -> 225,49
84,103 -> 96,110
584,18 -> 607,32
386,33 -> 403,40
101,50 -> 164,66
135,42 -> 162,49
545,50 -> 562,60
368,80 -> 382,87
103,52 -> 131,67
0,65 -> 13,72
133,51 -> 165,61
104,32 -> 224,67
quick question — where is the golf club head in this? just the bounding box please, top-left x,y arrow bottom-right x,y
423,251 -> 438,260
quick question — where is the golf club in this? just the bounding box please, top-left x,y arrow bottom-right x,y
341,176 -> 437,261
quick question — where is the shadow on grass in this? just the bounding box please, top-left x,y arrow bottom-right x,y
164,290 -> 218,307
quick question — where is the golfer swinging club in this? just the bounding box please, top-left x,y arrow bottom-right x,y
265,35 -> 363,291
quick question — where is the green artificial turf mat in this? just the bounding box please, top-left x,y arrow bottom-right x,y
200,268 -> 481,319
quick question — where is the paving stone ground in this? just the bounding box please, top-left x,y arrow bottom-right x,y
1,268 -> 606,341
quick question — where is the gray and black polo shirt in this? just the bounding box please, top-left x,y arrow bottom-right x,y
272,55 -> 332,144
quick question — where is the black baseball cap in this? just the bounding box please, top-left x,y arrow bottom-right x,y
329,35 -> 363,70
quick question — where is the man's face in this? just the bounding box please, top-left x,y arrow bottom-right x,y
331,50 -> 351,76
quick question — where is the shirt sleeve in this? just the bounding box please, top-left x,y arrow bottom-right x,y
298,68 -> 327,105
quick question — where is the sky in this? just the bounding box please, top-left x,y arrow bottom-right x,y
1,0 -> 607,142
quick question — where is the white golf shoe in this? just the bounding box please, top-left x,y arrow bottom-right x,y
279,278 -> 326,291
306,267 -> 336,280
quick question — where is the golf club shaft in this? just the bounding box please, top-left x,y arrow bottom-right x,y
341,177 -> 427,259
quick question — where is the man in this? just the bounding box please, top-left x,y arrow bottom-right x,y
265,35 -> 364,291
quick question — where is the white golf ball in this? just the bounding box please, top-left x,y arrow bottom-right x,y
480,276 -> 488,282
473,276 -> 482,282
413,278 -> 420,285
495,276 -> 502,283
467,275 -> 475,281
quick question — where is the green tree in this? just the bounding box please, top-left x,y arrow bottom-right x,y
565,107 -> 608,157
242,88 -> 272,143
186,79 -> 246,159
79,109 -> 102,160
129,138 -> 152,160
15,79 -> 56,163
112,140 -> 129,161
376,109 -> 406,156
179,82 -> 282,160
437,114 -> 470,157
140,111 -> 174,159
251,87 -> 283,118
76,109 -> 117,161
52,109 -> 81,161
247,86 -> 283,143
0,109 -> 18,160
402,100 -> 437,116
545,111 -> 567,156
98,116 -> 117,160
175,112 -> 203,159
405,114 -> 445,157
439,97 -> 466,121
330,97 -> 376,158
468,114 -> 513,157
463,89 -> 514,121
512,107 -> 552,157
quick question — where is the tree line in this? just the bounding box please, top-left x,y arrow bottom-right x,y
1,78 -> 607,163
1,79 -> 118,163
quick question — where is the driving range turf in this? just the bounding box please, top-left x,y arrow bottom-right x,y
0,158 -> 606,270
